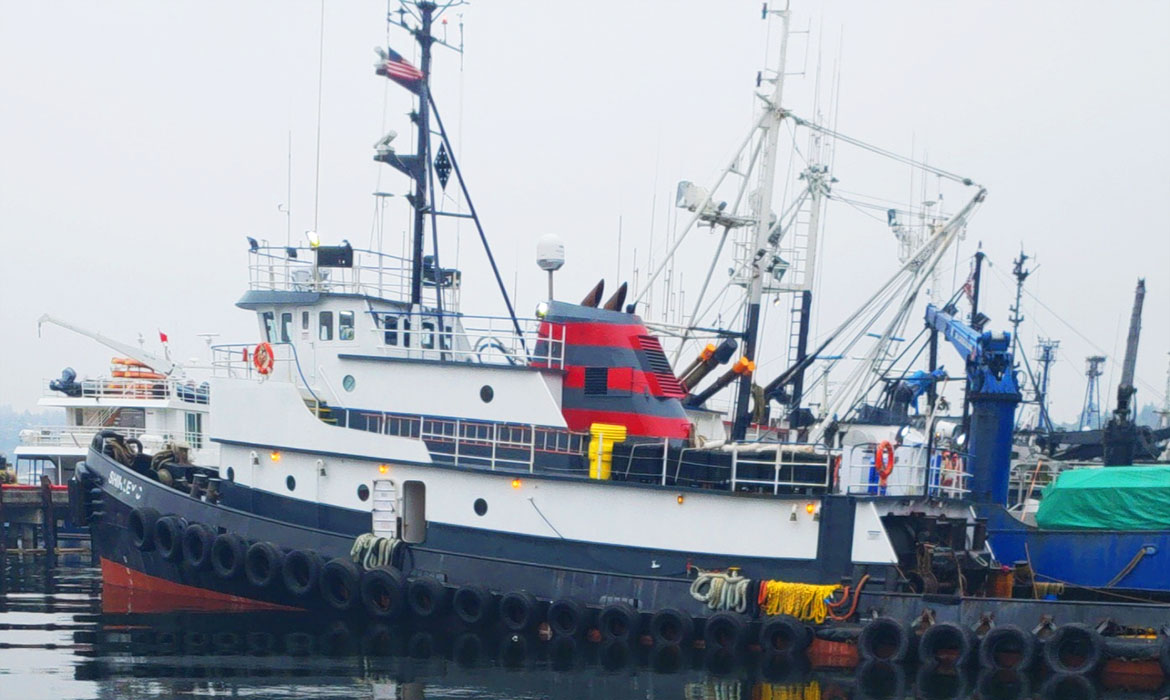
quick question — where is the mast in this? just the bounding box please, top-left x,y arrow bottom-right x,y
409,3 -> 435,307
731,5 -> 791,441
1103,278 -> 1145,465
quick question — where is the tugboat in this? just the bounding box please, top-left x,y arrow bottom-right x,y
72,2 -> 1169,675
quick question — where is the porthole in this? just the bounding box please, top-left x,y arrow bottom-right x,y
286,475 -> 296,491
342,374 -> 356,392
357,484 -> 370,502
226,466 -> 235,482
480,385 -> 494,403
474,498 -> 488,516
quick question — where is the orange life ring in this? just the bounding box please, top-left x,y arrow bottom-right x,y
253,342 -> 275,375
875,440 -> 895,484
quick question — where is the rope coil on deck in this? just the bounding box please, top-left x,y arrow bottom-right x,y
758,579 -> 843,623
351,533 -> 401,570
689,568 -> 752,612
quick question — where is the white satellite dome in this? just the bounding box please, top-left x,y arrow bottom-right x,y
536,234 -> 565,272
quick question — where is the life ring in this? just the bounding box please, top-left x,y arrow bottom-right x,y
875,440 -> 896,484
252,342 -> 275,375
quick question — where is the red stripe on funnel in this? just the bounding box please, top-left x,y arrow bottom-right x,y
561,408 -> 690,438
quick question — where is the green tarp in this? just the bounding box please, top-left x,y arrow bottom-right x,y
1035,465 -> 1170,531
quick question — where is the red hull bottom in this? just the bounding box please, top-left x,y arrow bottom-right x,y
100,558 -> 303,614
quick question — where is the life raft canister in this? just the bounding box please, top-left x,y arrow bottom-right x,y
253,342 -> 275,375
875,440 -> 895,485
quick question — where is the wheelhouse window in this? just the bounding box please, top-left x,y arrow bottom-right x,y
261,311 -> 276,342
339,311 -> 355,341
318,311 -> 334,341
280,312 -> 293,342
421,320 -> 436,349
301,311 -> 309,330
185,412 -> 204,449
383,315 -> 399,346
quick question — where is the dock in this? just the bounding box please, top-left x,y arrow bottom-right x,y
0,478 -> 84,558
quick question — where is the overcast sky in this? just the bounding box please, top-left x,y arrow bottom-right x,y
1,1 -> 1167,425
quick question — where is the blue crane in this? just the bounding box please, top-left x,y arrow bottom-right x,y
925,304 -> 1022,506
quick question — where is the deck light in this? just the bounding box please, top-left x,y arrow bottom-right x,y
805,502 -> 816,515
511,478 -> 522,489
677,495 -> 685,505
269,450 -> 281,462
378,464 -> 389,475
306,230 -> 320,248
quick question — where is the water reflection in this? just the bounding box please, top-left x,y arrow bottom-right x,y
1,559 -> 1167,699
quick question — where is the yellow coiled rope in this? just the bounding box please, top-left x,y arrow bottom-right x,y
759,579 -> 842,623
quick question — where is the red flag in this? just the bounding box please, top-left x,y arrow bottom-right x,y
159,331 -> 169,343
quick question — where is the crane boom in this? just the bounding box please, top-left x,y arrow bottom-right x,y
37,314 -> 177,376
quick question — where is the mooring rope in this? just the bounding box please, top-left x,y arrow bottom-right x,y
351,532 -> 401,571
690,568 -> 752,613
758,579 -> 843,624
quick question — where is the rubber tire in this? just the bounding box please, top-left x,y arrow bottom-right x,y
979,625 -> 1035,671
360,566 -> 405,619
452,585 -> 494,626
244,541 -> 285,588
406,576 -> 448,619
858,616 -> 912,662
703,611 -> 747,650
181,522 -> 214,570
1042,623 -> 1103,675
547,598 -> 589,638
320,557 -> 361,611
598,602 -> 640,642
210,533 -> 247,580
1160,634 -> 1170,677
919,621 -> 975,668
281,550 -> 322,597
649,608 -> 694,646
128,507 -> 160,551
757,614 -> 810,654
153,516 -> 185,562
499,590 -> 541,632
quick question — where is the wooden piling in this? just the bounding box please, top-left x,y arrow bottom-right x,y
40,476 -> 57,564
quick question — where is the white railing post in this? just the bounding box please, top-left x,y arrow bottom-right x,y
731,450 -> 738,491
661,439 -> 669,486
491,422 -> 498,470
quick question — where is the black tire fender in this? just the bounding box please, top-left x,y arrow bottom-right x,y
211,533 -> 247,579
1042,623 -> 1103,675
498,590 -> 541,632
452,585 -> 494,626
128,507 -> 161,551
180,522 -> 214,570
244,541 -> 285,588
979,624 -> 1036,671
918,621 -> 975,668
406,576 -> 449,618
360,565 -> 405,619
153,515 -> 186,562
703,611 -> 747,650
757,614 -> 810,654
858,616 -> 912,662
547,598 -> 590,638
649,608 -> 694,646
320,557 -> 361,611
281,550 -> 323,597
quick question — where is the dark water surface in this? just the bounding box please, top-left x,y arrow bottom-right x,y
1,557 -> 1165,699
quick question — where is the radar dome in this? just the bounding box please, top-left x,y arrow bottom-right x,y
536,234 -> 565,272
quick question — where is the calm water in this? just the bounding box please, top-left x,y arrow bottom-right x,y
0,557 -> 1164,700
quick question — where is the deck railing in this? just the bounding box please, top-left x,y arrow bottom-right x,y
41,378 -> 210,405
18,425 -> 152,448
839,442 -> 971,499
247,244 -> 460,309
364,314 -> 565,370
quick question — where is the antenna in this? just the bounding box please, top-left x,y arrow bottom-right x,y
1079,355 -> 1106,431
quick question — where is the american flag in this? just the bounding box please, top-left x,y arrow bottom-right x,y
377,47 -> 424,93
